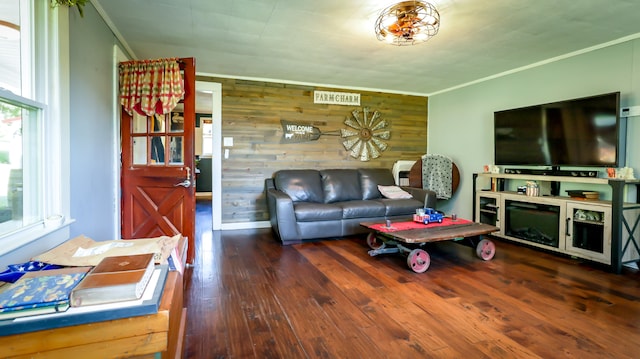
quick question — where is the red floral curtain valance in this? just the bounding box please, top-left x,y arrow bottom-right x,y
119,58 -> 184,116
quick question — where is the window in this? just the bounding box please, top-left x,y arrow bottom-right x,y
0,1 -> 28,97
0,92 -> 43,234
131,111 -> 186,165
0,0 -> 64,247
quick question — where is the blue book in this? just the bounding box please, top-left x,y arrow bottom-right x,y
0,267 -> 90,320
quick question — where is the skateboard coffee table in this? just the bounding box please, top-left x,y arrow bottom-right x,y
360,218 -> 498,273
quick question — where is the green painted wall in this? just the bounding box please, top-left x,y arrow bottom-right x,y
428,39 -> 640,218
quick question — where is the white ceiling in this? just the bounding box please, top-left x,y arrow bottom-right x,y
94,0 -> 640,95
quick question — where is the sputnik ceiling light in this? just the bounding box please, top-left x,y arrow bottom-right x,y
375,1 -> 440,46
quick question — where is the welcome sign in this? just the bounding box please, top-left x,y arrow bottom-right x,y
280,120 -> 322,143
280,120 -> 340,143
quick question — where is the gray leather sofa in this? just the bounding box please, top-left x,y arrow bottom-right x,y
265,168 -> 437,245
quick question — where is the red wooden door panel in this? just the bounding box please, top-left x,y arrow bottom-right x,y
120,58 -> 196,264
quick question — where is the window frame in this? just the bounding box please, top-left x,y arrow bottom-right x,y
0,1 -> 69,256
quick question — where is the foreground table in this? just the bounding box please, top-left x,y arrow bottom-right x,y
0,269 -> 186,359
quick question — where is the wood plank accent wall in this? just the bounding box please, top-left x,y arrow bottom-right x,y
196,76 -> 428,223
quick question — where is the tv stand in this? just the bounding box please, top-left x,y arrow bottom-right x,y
473,172 -> 640,273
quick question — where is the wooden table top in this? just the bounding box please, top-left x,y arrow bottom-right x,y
361,221 -> 498,244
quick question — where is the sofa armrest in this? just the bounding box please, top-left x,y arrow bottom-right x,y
402,186 -> 437,209
265,179 -> 299,242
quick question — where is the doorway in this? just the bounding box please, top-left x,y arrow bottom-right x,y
194,81 -> 222,231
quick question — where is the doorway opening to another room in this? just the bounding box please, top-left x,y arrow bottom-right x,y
194,81 -> 222,232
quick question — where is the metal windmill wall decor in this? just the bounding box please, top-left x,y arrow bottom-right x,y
341,108 -> 390,161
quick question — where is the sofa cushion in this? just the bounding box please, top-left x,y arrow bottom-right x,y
320,169 -> 362,203
336,200 -> 386,219
378,185 -> 412,199
293,202 -> 343,222
274,170 -> 324,203
376,198 -> 424,216
359,168 -> 396,200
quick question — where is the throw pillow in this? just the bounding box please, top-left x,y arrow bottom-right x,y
377,185 -> 412,199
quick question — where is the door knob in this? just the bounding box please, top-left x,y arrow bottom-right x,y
174,167 -> 193,188
174,179 -> 191,188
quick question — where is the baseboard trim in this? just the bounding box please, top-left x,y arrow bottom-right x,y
220,221 -> 271,230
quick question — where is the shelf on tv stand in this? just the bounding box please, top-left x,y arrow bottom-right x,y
477,172 -> 612,185
479,190 -> 614,209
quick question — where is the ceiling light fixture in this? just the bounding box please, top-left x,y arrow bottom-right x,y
375,1 -> 440,46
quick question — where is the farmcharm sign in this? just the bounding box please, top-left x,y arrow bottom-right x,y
313,91 -> 361,106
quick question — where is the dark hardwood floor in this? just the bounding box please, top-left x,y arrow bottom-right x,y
184,201 -> 640,358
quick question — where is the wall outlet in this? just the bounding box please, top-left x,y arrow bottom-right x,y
620,105 -> 640,117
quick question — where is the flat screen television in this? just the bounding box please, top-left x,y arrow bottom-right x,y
494,92 -> 626,168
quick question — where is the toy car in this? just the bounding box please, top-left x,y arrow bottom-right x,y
413,208 -> 445,224
422,208 -> 443,224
